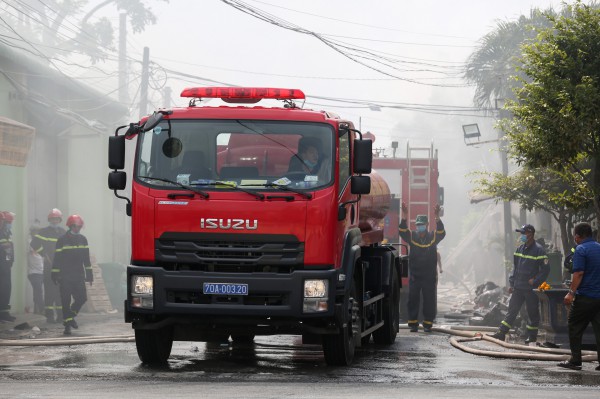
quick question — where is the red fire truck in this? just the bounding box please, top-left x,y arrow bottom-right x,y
370,140 -> 442,319
108,87 -> 406,366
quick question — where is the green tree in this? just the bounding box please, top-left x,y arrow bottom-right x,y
464,9 -> 555,109
2,0 -> 166,63
503,1 -> 600,231
471,166 -> 594,251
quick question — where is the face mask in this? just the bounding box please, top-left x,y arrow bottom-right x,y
50,221 -> 60,228
3,223 -> 11,233
416,225 -> 427,233
304,159 -> 317,169
520,234 -> 527,243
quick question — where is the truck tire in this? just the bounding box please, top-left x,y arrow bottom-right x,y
135,327 -> 173,364
373,266 -> 400,345
322,280 -> 360,366
231,334 -> 255,344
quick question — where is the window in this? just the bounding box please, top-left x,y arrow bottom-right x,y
135,119 -> 335,191
338,130 -> 350,196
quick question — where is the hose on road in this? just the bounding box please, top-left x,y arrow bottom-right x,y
0,334 -> 134,346
401,323 -> 598,363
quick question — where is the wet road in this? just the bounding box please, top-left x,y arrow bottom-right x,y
0,312 -> 598,398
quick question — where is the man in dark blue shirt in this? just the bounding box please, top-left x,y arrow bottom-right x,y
490,224 -> 549,343
558,222 -> 600,371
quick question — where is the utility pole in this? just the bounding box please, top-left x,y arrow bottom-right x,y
139,47 -> 150,118
500,132 -> 513,286
496,99 -> 514,286
162,87 -> 172,108
118,13 -> 128,106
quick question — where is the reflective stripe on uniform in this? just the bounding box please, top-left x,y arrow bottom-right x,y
526,325 -> 538,330
410,232 -> 437,248
34,234 -> 58,242
501,321 -> 512,329
55,245 -> 89,252
514,252 -> 548,261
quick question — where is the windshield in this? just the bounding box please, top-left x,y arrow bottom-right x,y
135,119 -> 334,191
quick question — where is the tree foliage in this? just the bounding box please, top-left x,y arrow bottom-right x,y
2,0 -> 167,63
471,166 -> 594,250
464,9 -> 556,109
502,1 -> 600,230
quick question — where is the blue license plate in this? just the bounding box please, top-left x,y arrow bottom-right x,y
203,282 -> 248,296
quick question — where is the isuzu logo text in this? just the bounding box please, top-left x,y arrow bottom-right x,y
200,218 -> 258,230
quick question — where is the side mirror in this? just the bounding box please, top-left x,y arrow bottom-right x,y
142,112 -> 163,132
353,139 -> 372,174
351,175 -> 371,195
109,135 -> 126,170
108,171 -> 127,190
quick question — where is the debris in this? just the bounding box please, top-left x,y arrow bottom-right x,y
13,322 -> 31,331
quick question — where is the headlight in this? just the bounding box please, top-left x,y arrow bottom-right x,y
304,279 -> 328,298
132,275 -> 153,295
131,275 -> 153,309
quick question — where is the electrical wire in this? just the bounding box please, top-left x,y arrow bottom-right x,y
219,0 -> 471,87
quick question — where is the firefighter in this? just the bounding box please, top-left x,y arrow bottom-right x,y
31,209 -> 67,323
490,224 -> 550,343
399,203 -> 446,332
0,211 -> 16,322
51,214 -> 93,335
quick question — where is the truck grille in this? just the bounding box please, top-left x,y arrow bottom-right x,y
155,232 -> 304,273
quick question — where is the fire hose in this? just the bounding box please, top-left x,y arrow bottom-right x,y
0,334 -> 134,346
399,324 -> 598,363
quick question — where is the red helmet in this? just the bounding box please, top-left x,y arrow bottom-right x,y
66,214 -> 84,228
1,211 -> 14,223
48,208 -> 63,220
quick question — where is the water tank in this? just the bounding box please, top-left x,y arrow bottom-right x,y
358,170 -> 391,233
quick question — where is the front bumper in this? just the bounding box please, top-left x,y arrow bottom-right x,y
125,265 -> 338,328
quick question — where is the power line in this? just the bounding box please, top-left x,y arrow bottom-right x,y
219,0 -> 470,88
246,0 -> 475,41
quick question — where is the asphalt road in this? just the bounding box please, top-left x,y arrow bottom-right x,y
0,311 -> 598,398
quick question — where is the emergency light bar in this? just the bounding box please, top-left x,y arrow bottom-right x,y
180,87 -> 305,101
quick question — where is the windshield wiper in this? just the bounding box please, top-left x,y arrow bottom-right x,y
193,181 -> 265,200
260,183 -> 313,199
138,176 -> 209,199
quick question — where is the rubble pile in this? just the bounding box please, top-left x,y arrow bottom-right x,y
441,281 -> 523,329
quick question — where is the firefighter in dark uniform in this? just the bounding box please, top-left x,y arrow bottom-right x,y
491,224 -> 550,343
52,214 -> 93,335
0,211 -> 16,322
31,209 -> 66,323
399,203 -> 446,333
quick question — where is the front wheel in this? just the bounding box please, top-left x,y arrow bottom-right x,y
135,327 -> 173,364
322,280 -> 360,366
231,334 -> 256,344
373,266 -> 400,345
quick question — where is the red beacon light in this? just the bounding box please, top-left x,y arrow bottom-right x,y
180,87 -> 305,103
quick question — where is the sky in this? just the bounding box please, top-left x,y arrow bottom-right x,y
112,0 -> 564,147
